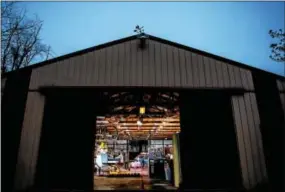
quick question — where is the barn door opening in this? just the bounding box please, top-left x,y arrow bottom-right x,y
179,91 -> 242,190
93,90 -> 180,190
35,90 -> 97,191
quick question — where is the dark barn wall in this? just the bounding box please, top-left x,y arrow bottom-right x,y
231,93 -> 268,190
179,91 -> 243,190
1,70 -> 31,192
252,72 -> 285,192
34,91 -> 97,191
13,91 -> 47,191
1,77 -> 7,99
276,79 -> 285,119
179,90 -> 269,190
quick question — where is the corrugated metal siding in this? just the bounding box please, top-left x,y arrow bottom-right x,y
1,77 -> 6,88
28,39 -> 255,90
14,92 -> 45,191
277,79 -> 285,92
276,79 -> 285,127
231,93 -> 267,190
1,78 -> 7,98
280,93 -> 285,119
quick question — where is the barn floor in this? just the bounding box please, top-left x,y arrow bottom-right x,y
94,176 -> 177,190
94,166 -> 177,190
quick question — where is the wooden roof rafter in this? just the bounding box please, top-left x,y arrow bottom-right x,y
96,113 -> 180,140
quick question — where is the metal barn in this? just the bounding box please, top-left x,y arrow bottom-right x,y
2,34 -> 285,192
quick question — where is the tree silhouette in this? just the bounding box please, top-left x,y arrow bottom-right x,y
1,2 -> 53,73
269,29 -> 285,63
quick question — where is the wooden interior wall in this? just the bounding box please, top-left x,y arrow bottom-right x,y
231,93 -> 268,190
28,39 -> 254,90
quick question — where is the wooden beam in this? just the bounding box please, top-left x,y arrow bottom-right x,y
106,110 -> 167,116
104,117 -> 180,122
114,127 -> 179,129
97,123 -> 180,126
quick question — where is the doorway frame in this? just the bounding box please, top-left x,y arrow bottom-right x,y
33,86 -> 245,191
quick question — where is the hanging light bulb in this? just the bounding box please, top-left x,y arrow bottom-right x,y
137,120 -> 143,126
139,106 -> 145,115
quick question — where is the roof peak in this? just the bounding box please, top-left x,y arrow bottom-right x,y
2,33 -> 284,79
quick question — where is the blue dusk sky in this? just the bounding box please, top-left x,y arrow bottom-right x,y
19,2 -> 285,76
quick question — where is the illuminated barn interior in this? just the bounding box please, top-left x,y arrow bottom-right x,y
93,91 -> 180,190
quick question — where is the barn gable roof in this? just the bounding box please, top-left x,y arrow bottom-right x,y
2,33 -> 285,79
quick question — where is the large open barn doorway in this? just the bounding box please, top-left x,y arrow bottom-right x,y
35,89 -> 181,191
93,91 -> 180,190
34,88 -> 242,191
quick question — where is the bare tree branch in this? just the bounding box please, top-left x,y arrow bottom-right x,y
1,2 -> 53,74
269,29 -> 285,63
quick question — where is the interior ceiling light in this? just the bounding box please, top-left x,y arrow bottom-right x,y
137,120 -> 143,126
139,106 -> 146,115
